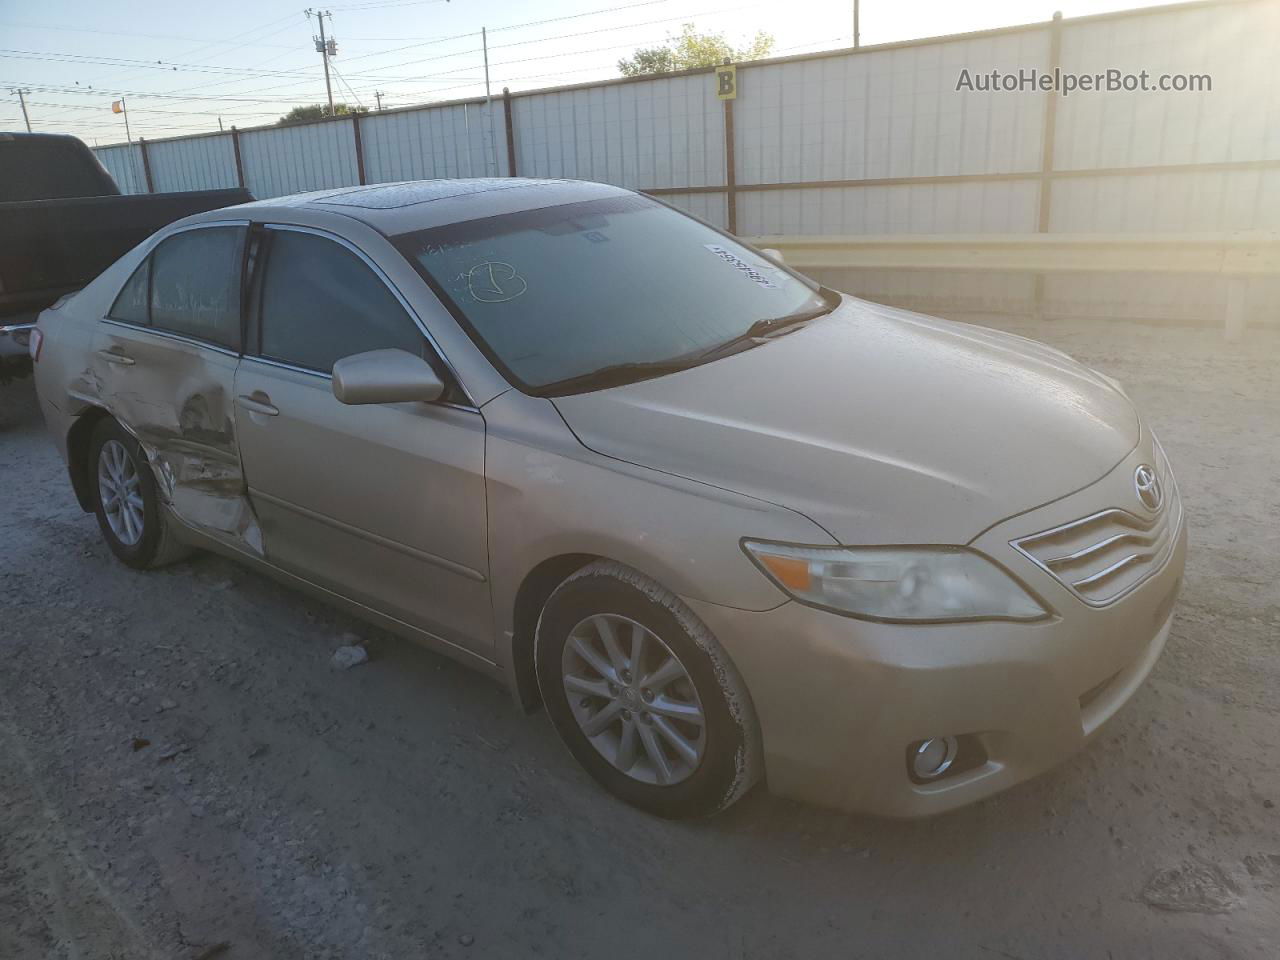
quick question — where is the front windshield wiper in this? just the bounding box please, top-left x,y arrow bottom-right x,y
691,288 -> 840,363
533,357 -> 702,397
538,288 -> 841,397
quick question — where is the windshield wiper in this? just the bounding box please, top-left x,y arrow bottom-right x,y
534,357 -> 701,396
692,290 -> 839,363
539,288 -> 841,397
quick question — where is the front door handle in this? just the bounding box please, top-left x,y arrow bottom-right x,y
95,349 -> 135,366
236,393 -> 279,417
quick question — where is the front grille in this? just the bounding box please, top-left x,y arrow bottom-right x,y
1011,468 -> 1181,607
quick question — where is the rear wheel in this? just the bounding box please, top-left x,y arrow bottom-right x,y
535,561 -> 762,818
88,418 -> 189,569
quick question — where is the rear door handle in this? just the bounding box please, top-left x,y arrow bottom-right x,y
236,393 -> 279,417
95,349 -> 135,366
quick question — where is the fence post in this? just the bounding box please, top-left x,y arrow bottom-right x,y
502,87 -> 517,177
1032,11 -> 1064,321
721,71 -> 742,235
352,112 -> 367,185
138,137 -> 155,194
230,126 -> 245,189
724,94 -> 738,234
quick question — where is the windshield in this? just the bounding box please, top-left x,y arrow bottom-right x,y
394,194 -> 831,394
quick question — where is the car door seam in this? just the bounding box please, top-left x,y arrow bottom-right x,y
249,488 -> 488,583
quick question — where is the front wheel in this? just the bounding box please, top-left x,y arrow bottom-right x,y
88,418 -> 189,569
535,561 -> 762,819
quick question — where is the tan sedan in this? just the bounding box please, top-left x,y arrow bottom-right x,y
31,179 -> 1186,818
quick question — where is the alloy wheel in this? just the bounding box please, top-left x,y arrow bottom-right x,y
97,439 -> 145,546
560,613 -> 706,785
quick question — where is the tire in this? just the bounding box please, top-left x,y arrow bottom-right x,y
535,560 -> 763,819
88,418 -> 190,570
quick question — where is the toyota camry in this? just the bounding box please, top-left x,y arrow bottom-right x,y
31,178 -> 1186,818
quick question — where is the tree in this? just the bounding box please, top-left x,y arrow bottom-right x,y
277,103 -> 369,125
618,24 -> 774,77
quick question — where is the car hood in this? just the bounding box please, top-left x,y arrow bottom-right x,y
551,297 -> 1139,545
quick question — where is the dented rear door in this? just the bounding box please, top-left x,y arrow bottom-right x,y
89,221 -> 263,553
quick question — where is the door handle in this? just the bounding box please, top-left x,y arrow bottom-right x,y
95,349 -> 135,366
236,393 -> 279,417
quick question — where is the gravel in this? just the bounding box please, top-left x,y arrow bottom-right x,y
2,315 -> 1278,959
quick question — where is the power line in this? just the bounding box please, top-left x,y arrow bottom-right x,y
328,61 -> 365,109
0,20 -> 297,50
75,12 -> 309,96
9,2 -> 806,141
345,3 -> 769,79
340,0 -> 672,65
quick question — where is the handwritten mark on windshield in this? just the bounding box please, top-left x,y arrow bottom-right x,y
465,261 -> 527,303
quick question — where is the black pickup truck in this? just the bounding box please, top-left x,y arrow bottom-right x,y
1,132 -> 251,380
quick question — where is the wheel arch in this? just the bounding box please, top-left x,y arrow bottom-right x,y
65,404 -> 114,512
508,552 -> 601,712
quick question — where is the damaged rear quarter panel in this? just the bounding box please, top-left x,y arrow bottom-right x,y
88,322 -> 263,555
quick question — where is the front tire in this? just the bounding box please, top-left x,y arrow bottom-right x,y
535,561 -> 763,819
88,418 -> 189,569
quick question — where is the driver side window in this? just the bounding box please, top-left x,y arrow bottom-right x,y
255,229 -> 429,375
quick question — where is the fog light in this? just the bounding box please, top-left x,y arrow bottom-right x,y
911,736 -> 958,780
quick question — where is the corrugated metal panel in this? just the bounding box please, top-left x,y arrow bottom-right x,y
512,73 -> 726,189
734,30 -> 1050,185
738,181 -> 1041,235
361,102 -> 508,182
1054,2 -> 1280,171
93,143 -> 146,194
1050,169 -> 1280,232
148,134 -> 239,192
657,191 -> 729,230
239,120 -> 359,199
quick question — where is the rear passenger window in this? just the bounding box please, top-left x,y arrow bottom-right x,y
109,258 -> 149,324
257,229 -> 426,373
149,227 -> 244,349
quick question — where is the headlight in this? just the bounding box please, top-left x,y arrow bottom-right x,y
742,541 -> 1049,623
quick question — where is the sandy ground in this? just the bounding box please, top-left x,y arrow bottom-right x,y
1,315 -> 1278,960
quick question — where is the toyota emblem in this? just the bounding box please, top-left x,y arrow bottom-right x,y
1134,464 -> 1162,511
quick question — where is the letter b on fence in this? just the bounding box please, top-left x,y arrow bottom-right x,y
716,64 -> 737,100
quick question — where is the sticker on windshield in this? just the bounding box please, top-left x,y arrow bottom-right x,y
464,261 -> 527,303
703,244 -> 779,289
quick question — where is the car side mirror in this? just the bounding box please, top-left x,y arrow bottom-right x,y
760,247 -> 785,263
332,348 -> 445,405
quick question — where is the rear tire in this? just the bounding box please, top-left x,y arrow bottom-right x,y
88,418 -> 190,570
535,560 -> 762,819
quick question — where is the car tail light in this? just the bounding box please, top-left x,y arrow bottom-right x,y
29,327 -> 44,362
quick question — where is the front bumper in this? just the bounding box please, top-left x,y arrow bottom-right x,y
688,449 -> 1187,818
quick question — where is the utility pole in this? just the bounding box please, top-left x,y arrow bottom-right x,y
306,8 -> 336,116
114,96 -> 134,145
11,88 -> 31,132
481,27 -> 496,176
374,90 -> 384,111
853,0 -> 861,47
112,96 -> 144,190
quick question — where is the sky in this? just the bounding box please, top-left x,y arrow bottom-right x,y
0,0 -> 1196,144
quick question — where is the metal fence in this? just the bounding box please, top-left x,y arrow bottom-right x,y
94,0 -> 1280,326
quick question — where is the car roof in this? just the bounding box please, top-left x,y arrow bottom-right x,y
195,177 -> 633,236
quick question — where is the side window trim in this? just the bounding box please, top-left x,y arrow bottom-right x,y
103,220 -> 252,357
106,256 -> 150,325
255,222 -> 475,408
